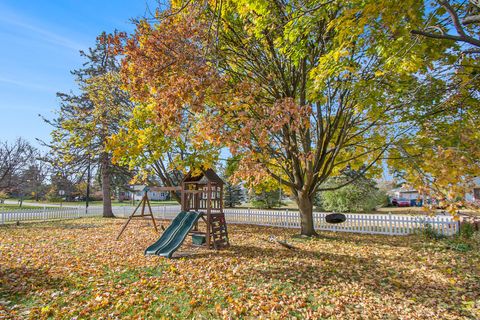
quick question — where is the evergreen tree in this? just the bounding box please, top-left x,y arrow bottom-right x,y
221,157 -> 244,208
44,33 -> 133,217
223,182 -> 244,208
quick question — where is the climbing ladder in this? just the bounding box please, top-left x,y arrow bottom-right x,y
207,213 -> 229,249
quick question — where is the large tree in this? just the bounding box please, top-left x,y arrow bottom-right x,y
115,1 -> 445,235
389,0 -> 480,214
46,34 -> 133,217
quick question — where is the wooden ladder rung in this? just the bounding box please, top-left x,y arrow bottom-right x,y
212,232 -> 228,238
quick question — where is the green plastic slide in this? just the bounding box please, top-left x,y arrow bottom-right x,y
144,211 -> 202,258
144,211 -> 188,255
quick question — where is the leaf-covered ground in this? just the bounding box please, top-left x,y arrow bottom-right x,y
0,218 -> 479,319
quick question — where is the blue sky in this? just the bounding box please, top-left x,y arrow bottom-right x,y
0,0 -> 156,147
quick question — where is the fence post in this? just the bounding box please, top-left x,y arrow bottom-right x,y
1,211 -> 4,225
389,212 -> 393,235
77,206 -> 81,219
163,205 -> 166,220
43,205 -> 46,221
285,209 -> 289,227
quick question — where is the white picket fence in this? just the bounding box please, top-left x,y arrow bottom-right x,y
223,209 -> 459,236
0,207 -> 101,224
0,205 -> 459,236
103,205 -> 460,236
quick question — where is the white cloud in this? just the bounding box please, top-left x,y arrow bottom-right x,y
0,6 -> 87,52
0,76 -> 57,92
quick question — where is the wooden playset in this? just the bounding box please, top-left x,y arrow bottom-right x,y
116,168 -> 229,255
181,168 -> 229,249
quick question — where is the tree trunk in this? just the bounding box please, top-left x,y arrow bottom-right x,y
101,156 -> 114,218
296,191 -> 318,236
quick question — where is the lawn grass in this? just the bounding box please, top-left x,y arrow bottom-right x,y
0,218 -> 479,319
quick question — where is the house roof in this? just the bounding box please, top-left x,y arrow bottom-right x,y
389,187 -> 418,193
131,185 -> 147,191
182,168 -> 224,185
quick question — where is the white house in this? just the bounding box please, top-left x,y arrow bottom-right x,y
465,177 -> 480,203
131,185 -> 170,201
389,187 -> 420,200
389,178 -> 480,204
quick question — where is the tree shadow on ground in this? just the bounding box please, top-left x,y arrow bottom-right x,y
293,232 -> 422,249
0,266 -> 71,306
184,243 -> 476,316
226,224 -> 423,249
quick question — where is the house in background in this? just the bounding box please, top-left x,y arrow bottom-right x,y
390,188 -> 420,201
131,185 -> 170,201
387,187 -> 422,207
465,177 -> 480,203
117,190 -> 131,201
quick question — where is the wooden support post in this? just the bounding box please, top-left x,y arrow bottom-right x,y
220,186 -> 223,211
140,194 -> 146,216
145,193 -> 158,233
181,183 -> 185,212
116,191 -> 159,240
116,196 -> 144,240
207,181 -> 212,249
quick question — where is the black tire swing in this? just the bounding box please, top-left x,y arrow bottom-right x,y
325,213 -> 346,224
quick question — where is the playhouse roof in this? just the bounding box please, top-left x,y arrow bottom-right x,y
182,168 -> 224,185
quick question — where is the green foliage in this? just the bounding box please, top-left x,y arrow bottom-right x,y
459,222 -> 476,240
387,1 -> 480,211
419,222 -> 479,253
224,183 -> 244,208
444,226 -> 480,252
251,189 -> 282,209
418,223 -> 446,241
445,241 -> 472,253
221,157 -> 245,208
224,156 -> 240,179
315,174 -> 386,213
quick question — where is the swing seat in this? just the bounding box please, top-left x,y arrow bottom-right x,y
325,213 -> 346,224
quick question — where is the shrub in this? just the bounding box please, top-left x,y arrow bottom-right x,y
251,190 -> 282,209
445,240 -> 472,252
315,183 -> 387,213
459,222 -> 475,240
417,221 -> 479,252
419,223 -> 446,240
